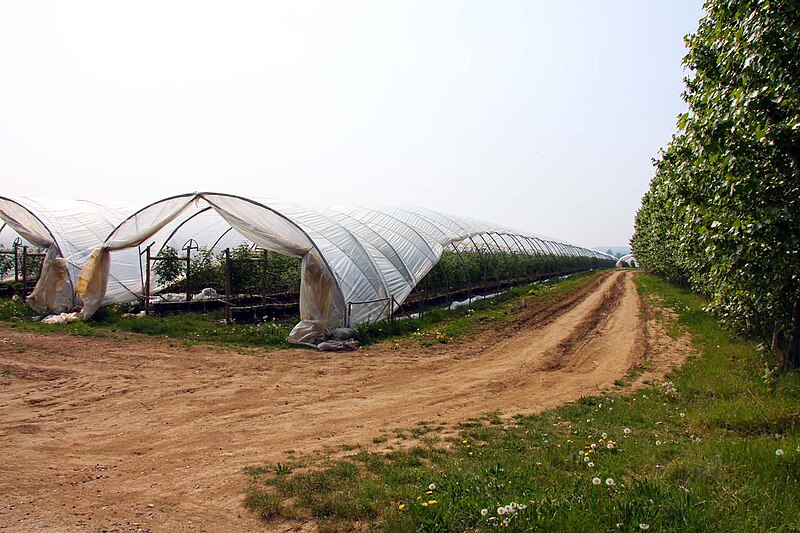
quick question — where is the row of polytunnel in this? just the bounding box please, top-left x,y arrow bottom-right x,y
0,193 -> 615,342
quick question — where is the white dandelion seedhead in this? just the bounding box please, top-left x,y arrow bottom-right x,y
481,508 -> 488,517
605,478 -> 615,487
497,506 -> 506,516
607,443 -> 615,449
584,456 -> 590,463
776,449 -> 785,456
587,462 -> 594,468
592,477 -> 602,485
601,432 -> 608,438
655,440 -> 662,446
639,524 -> 650,531
624,428 -> 631,435
428,483 -> 436,490
590,443 -> 597,449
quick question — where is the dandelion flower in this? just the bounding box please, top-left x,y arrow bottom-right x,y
591,443 -> 597,449
588,462 -> 594,468
481,508 -> 488,516
623,428 -> 631,435
498,506 -> 506,515
655,440 -> 662,446
584,456 -> 590,463
639,524 -> 650,531
680,412 -> 686,418
592,477 -> 602,485
605,478 -> 615,487
428,500 -> 438,505
607,443 -> 615,450
505,505 -> 514,514
776,449 -> 785,456
602,432 -> 608,438
429,483 -> 436,490
421,502 -> 428,507
398,504 -> 406,510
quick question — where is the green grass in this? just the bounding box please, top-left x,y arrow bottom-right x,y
243,273 -> 800,532
0,271 -> 603,351
357,271 -> 602,347
0,305 -> 295,350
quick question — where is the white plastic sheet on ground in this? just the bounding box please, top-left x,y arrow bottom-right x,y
75,192 -> 614,343
0,196 -> 139,314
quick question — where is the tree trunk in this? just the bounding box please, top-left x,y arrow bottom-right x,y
786,297 -> 800,369
772,322 -> 784,352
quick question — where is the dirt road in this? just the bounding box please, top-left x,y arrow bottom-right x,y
0,271 -> 690,532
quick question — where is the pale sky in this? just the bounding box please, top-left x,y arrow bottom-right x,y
0,1 -> 704,248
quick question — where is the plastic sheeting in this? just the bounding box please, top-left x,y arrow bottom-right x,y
0,196 -> 139,313
616,254 -> 639,268
75,192 -> 614,342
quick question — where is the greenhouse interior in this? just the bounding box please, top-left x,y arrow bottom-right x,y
0,193 -> 616,344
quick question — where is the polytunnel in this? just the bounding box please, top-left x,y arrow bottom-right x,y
0,196 -> 140,313
75,192 -> 614,343
616,254 -> 639,268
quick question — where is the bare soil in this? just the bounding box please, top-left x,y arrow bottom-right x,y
0,271 -> 692,532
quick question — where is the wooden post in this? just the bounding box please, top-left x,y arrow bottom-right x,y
261,249 -> 269,308
13,241 -> 19,282
185,246 -> 192,302
144,245 -> 152,315
224,248 -> 232,325
21,246 -> 28,291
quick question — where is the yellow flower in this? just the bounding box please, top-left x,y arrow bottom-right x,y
428,500 -> 438,505
399,504 -> 406,510
421,502 -> 429,507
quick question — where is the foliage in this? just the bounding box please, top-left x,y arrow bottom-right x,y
153,244 -> 301,297
244,274 -> 800,531
152,245 -> 184,286
0,244 -> 14,280
415,250 -> 612,299
632,0 -> 800,365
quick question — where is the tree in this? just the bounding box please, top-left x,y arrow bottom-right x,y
633,0 -> 800,367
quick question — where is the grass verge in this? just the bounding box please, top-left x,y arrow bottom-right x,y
243,273 -> 800,532
0,271 -> 603,350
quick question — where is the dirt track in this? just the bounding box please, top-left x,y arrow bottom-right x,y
0,271 -> 690,532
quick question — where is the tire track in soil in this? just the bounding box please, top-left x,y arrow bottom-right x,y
0,271 -> 690,532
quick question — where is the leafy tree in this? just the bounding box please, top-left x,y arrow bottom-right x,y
633,0 -> 800,366
152,245 -> 184,286
0,244 -> 15,280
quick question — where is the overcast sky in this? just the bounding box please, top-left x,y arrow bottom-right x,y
0,1 -> 704,249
